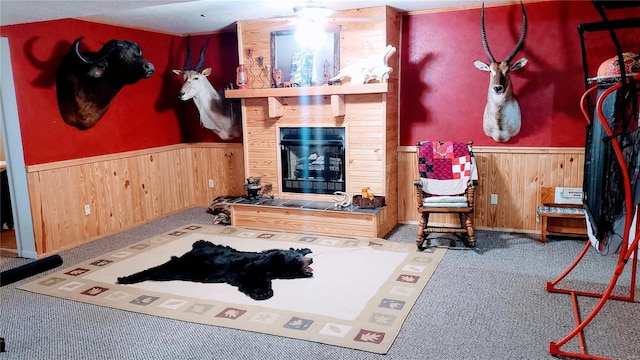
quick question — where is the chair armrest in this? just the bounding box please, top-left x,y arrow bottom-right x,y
413,180 -> 425,206
465,181 -> 476,207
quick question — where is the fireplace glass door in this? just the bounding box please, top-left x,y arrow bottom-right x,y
280,127 -> 345,194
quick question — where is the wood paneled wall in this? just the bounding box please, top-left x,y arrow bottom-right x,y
25,142 -> 584,256
398,146 -> 585,233
235,6 -> 401,236
26,143 -> 244,256
236,6 -> 401,89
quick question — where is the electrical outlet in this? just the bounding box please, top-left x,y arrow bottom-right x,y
208,179 -> 215,188
84,204 -> 91,215
490,194 -> 498,205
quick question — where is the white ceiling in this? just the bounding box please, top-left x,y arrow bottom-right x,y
0,0 -> 507,35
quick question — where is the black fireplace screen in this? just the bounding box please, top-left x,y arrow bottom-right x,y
280,127 -> 345,194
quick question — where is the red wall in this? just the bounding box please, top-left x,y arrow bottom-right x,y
0,19 -> 239,165
2,2 -> 637,165
400,1 -> 639,146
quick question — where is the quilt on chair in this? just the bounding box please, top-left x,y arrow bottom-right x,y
418,141 -> 475,196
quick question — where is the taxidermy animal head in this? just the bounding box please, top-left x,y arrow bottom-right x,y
473,1 -> 528,143
56,37 -> 155,130
172,37 -> 241,140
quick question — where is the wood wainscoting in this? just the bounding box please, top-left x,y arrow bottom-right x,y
26,143 -> 245,257
23,143 -> 584,256
397,146 -> 585,234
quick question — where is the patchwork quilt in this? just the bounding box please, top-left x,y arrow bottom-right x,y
418,141 -> 476,196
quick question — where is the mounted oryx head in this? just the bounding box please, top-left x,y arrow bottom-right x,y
473,1 -> 528,142
172,37 -> 241,140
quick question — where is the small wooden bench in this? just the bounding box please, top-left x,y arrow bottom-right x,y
537,187 -> 587,243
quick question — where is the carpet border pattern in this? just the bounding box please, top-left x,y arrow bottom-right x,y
19,224 -> 446,354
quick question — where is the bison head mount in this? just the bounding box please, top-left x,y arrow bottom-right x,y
56,37 -> 155,130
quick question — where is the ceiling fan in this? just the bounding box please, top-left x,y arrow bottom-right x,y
265,0 -> 385,38
284,0 -> 382,25
293,0 -> 334,20
289,1 -> 335,48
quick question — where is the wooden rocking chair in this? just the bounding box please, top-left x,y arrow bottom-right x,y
413,141 -> 478,250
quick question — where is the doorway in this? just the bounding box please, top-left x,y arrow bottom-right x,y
1,37 -> 37,259
1,143 -> 17,255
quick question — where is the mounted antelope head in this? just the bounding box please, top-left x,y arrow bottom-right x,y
172,37 -> 241,140
473,1 -> 528,142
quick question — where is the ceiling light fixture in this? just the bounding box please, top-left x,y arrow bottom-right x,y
293,0 -> 334,19
293,1 -> 334,49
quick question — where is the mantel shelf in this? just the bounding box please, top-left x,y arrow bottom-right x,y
224,83 -> 388,99
225,83 -> 388,118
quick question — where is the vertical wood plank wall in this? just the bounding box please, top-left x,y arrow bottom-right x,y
26,143 -> 244,256
242,94 -> 391,197
397,146 -> 585,233
236,6 -> 401,236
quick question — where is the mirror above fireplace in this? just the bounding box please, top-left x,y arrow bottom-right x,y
270,26 -> 340,87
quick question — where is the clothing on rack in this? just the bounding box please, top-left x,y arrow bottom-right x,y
583,80 -> 640,255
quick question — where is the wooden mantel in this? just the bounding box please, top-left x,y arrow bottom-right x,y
225,83 -> 388,98
225,83 -> 388,117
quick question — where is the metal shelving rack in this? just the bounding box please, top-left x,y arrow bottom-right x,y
547,2 -> 640,359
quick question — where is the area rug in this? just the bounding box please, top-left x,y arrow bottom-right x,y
19,224 -> 446,354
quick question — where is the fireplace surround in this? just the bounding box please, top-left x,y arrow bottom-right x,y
280,127 -> 345,195
226,5 -> 400,238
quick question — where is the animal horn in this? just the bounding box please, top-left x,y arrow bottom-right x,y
193,37 -> 211,72
72,37 -> 112,64
504,1 -> 528,64
480,3 -> 496,64
183,36 -> 192,71
383,45 -> 396,66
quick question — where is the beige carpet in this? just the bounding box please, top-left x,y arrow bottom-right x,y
19,224 -> 446,354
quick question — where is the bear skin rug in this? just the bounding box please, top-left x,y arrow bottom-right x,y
117,240 -> 314,300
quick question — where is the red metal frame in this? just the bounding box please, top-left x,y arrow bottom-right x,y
547,74 -> 640,360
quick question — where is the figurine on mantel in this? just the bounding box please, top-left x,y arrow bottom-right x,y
323,59 -> 331,85
272,68 -> 283,88
328,45 -> 397,85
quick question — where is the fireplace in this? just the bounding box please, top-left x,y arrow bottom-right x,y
280,127 -> 345,194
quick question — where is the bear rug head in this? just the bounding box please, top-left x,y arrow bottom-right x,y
117,240 -> 313,300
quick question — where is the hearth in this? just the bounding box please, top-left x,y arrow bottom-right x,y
280,127 -> 345,195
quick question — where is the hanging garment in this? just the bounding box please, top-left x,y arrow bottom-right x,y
583,81 -> 640,255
